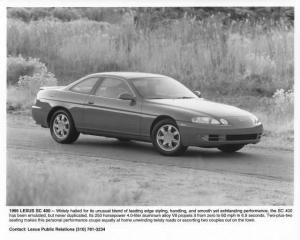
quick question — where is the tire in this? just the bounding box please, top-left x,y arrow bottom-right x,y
50,109 -> 80,144
117,138 -> 130,142
217,144 -> 245,153
151,119 -> 187,156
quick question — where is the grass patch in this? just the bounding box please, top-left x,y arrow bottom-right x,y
6,148 -> 293,206
7,159 -> 143,206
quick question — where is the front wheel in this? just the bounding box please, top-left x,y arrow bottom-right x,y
50,109 -> 80,144
151,119 -> 187,156
217,144 -> 245,153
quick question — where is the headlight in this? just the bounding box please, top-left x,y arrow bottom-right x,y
219,118 -> 229,125
252,116 -> 261,125
191,117 -> 229,125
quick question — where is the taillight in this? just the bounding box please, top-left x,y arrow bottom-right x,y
33,91 -> 40,104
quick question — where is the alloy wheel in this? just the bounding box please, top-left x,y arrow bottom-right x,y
156,124 -> 180,151
53,113 -> 70,139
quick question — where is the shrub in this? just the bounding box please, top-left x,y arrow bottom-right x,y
78,8 -> 105,21
272,88 -> 294,116
7,56 -> 57,110
7,56 -> 47,85
7,8 -> 31,22
30,8 -> 51,21
18,71 -> 57,96
251,88 -> 294,140
52,8 -> 80,21
7,71 -> 57,111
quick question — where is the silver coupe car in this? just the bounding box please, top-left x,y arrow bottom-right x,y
32,72 -> 263,156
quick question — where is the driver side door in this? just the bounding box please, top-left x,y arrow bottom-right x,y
83,77 -> 141,136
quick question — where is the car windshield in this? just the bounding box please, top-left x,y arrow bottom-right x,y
131,77 -> 196,99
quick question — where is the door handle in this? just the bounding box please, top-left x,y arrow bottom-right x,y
88,101 -> 94,104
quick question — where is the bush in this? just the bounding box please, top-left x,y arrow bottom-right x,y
52,8 -> 80,21
78,8 -> 105,22
30,8 -> 51,21
272,88 -> 294,116
7,56 -> 47,85
18,71 -> 57,96
253,88 -> 294,140
7,8 -> 31,22
7,56 -> 57,110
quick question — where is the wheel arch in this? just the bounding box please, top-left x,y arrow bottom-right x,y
150,115 -> 177,135
47,106 -> 73,127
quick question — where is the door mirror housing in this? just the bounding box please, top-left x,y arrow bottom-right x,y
193,90 -> 202,98
119,93 -> 136,101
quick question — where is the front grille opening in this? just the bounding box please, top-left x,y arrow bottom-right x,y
257,133 -> 262,139
209,135 -> 219,141
226,134 -> 257,141
202,134 -> 258,142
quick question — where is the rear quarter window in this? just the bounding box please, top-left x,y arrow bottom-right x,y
70,77 -> 99,94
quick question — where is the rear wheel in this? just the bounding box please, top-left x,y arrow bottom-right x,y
151,119 -> 187,156
218,144 -> 245,153
50,109 -> 79,144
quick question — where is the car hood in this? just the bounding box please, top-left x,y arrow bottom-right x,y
147,98 -> 252,118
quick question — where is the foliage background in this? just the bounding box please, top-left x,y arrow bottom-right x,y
6,7 -> 294,206
6,7 -> 294,146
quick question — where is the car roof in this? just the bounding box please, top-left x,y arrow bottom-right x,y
86,72 -> 167,79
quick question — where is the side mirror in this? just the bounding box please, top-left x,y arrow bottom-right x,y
193,91 -> 202,98
119,93 -> 136,101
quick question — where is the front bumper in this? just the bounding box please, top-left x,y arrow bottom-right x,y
177,121 -> 263,147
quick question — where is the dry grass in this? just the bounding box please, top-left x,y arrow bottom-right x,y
7,18 -> 293,95
6,148 -> 293,206
7,86 -> 33,110
7,159 -> 143,206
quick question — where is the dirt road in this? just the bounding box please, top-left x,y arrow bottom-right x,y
7,123 -> 293,181
6,114 -> 293,205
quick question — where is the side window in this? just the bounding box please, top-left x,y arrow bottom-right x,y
70,77 -> 98,94
95,78 -> 132,99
